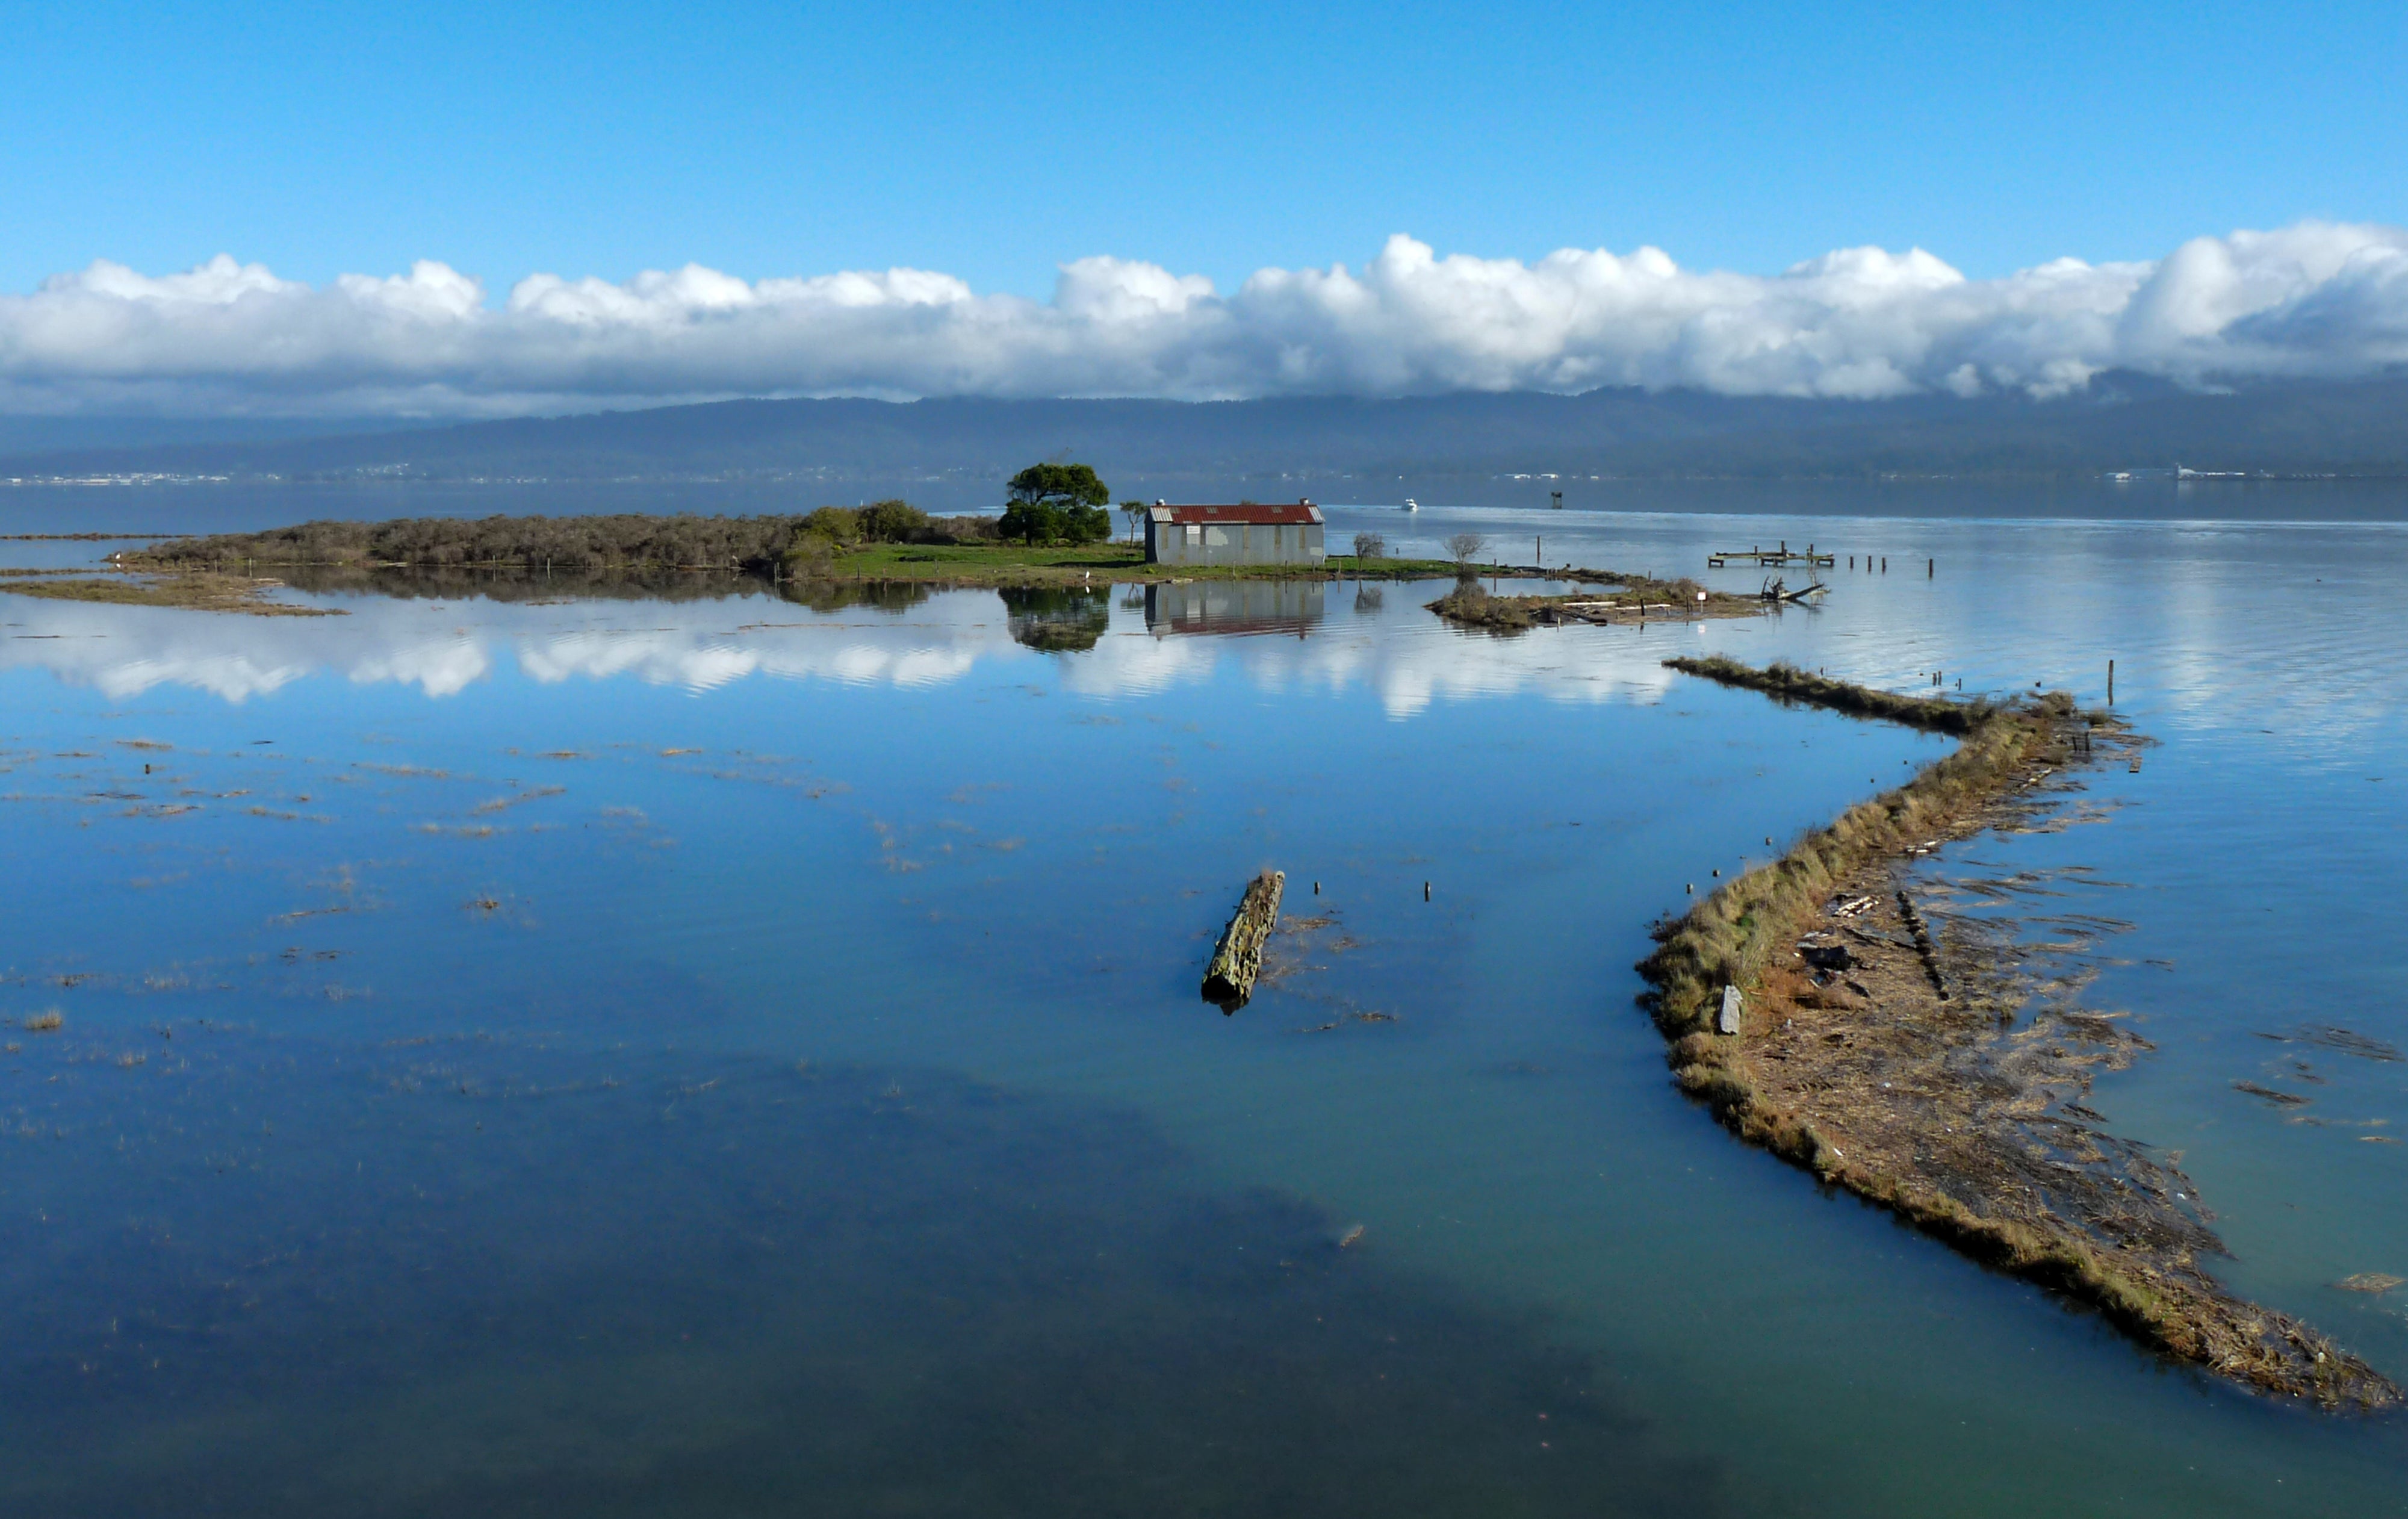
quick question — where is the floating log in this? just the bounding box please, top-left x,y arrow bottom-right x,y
1202,869 -> 1285,1011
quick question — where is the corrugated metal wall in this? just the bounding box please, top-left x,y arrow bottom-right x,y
1144,518 -> 1325,567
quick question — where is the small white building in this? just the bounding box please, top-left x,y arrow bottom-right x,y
1144,502 -> 1326,568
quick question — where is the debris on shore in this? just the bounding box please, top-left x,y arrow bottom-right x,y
1428,576 -> 1763,633
1202,869 -> 1285,1013
1639,656 -> 2397,1412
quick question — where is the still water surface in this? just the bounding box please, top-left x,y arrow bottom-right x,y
2,491 -> 2404,1515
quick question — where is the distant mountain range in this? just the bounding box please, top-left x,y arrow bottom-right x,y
8,373 -> 2408,493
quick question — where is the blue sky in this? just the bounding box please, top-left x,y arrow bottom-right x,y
5,1 -> 2406,415
7,0 -> 2402,296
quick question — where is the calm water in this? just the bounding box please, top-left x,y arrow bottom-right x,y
2,488 -> 2404,1515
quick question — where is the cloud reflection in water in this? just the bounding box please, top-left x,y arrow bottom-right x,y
0,582 -> 1690,716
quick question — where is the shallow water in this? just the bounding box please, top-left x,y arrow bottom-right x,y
2,489 -> 2405,1514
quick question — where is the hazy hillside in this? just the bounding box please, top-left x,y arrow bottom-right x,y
8,373 -> 2408,485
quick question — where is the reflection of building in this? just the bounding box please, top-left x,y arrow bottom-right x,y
1144,580 -> 1325,638
1144,502 -> 1325,567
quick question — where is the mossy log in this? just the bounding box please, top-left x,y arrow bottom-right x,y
1202,869 -> 1284,1011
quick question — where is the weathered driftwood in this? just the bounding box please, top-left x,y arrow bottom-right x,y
1202,869 -> 1285,1011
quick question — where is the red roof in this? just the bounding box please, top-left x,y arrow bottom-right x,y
1150,502 -> 1321,526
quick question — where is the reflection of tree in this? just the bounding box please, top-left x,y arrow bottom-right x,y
780,580 -> 933,615
278,564 -> 776,605
1353,585 -> 1385,614
273,565 -> 946,616
1000,586 -> 1111,652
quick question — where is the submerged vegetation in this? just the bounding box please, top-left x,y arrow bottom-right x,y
1640,657 -> 2395,1411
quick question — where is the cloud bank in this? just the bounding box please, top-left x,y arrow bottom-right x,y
6,222 -> 2408,416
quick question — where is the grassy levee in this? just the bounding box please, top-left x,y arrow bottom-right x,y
1640,656 -> 2396,1409
1660,654 -> 1994,733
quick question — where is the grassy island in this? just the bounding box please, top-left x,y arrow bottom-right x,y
108,512 -> 1524,592
1642,654 -> 2397,1411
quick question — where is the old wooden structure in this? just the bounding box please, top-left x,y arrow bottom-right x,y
1707,541 -> 1835,569
1145,502 -> 1326,568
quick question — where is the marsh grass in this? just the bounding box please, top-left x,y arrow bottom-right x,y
1638,701 -> 2043,1043
0,574 -> 341,617
1637,657 -> 2393,1409
1662,656 -> 1993,733
23,1011 -> 62,1033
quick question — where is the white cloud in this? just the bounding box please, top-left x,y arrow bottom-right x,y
4,222 -> 2407,416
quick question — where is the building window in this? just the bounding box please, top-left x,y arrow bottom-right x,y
1205,527 -> 1229,548
1185,524 -> 1201,545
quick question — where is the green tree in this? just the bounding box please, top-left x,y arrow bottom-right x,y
798,506 -> 860,544
1001,463 -> 1112,544
856,500 -> 929,543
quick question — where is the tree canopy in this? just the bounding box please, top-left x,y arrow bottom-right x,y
1000,462 -> 1113,544
1007,463 -> 1109,510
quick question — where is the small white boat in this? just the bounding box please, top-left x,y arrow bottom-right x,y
1401,498 -> 1419,512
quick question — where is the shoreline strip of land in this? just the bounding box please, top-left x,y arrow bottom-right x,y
1640,655 -> 2397,1412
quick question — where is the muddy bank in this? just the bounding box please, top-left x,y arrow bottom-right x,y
1639,656 -> 2397,1411
0,572 -> 341,616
